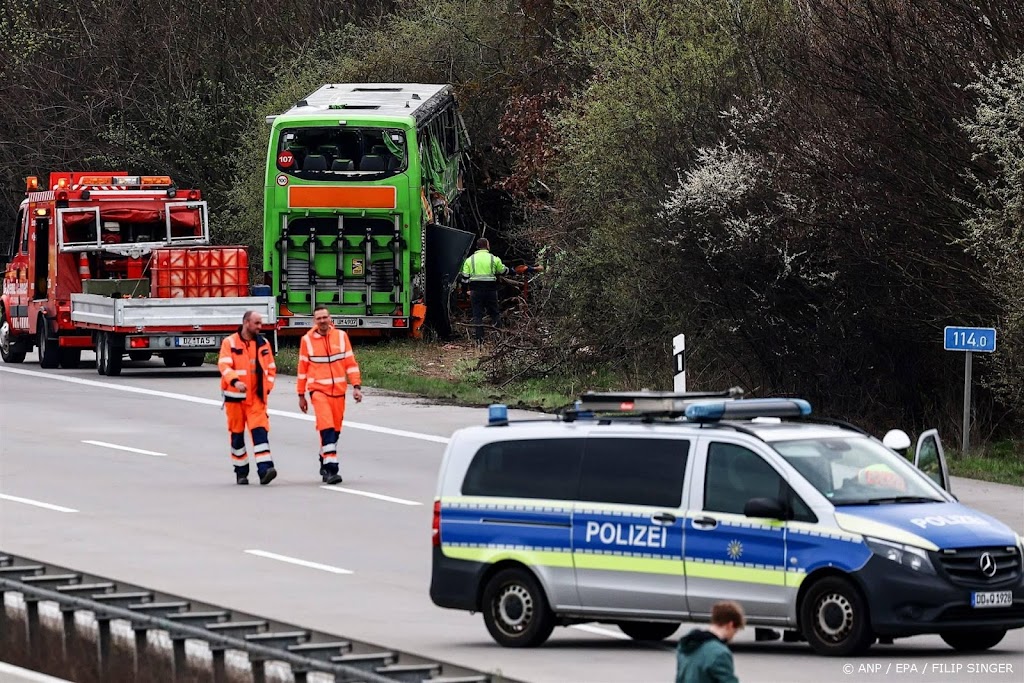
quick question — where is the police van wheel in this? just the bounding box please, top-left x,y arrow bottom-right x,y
800,576 -> 874,656
940,629 -> 1006,652
617,621 -> 680,641
481,568 -> 555,647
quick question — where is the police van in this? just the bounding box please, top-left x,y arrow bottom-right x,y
429,389 -> 1024,655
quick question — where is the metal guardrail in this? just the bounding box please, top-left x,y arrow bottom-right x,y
0,552 -> 497,683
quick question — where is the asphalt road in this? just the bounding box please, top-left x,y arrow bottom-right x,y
1,355 -> 1022,683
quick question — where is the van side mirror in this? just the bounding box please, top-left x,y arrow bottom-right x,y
744,497 -> 786,520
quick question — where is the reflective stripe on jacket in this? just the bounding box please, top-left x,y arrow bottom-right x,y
461,249 -> 508,282
218,332 -> 276,403
296,326 -> 362,398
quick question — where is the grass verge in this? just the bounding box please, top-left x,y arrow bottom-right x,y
949,440 -> 1024,486
269,337 -> 615,411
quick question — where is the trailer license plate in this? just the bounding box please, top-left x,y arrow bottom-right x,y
175,336 -> 217,348
971,591 -> 1012,608
333,317 -> 359,327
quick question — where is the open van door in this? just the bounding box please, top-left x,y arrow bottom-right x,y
915,429 -> 951,494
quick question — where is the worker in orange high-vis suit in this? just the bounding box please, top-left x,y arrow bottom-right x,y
219,310 -> 278,486
297,305 -> 363,484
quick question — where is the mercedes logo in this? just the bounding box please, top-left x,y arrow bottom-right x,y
979,552 -> 997,578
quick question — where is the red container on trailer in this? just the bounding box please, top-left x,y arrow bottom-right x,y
151,246 -> 249,298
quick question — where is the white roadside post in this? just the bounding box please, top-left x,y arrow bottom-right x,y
673,334 -> 686,392
942,326 -> 997,456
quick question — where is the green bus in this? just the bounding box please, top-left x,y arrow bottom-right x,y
263,83 -> 475,338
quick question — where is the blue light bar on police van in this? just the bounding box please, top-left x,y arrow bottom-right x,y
488,404 -> 509,426
684,398 -> 812,422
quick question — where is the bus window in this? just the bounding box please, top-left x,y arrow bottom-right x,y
277,127 -> 407,178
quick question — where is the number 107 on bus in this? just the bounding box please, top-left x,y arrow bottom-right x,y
944,326 -> 997,353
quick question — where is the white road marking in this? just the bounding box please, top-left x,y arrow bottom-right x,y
0,662 -> 74,682
0,366 -> 451,444
0,493 -> 78,513
82,440 -> 167,457
244,549 -> 353,575
320,486 -> 422,506
571,624 -> 632,640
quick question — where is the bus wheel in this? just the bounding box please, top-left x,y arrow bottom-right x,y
800,576 -> 874,656
182,352 -> 205,367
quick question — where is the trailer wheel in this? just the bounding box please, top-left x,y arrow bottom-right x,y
104,333 -> 124,376
96,332 -> 108,375
37,317 -> 59,369
0,310 -> 27,364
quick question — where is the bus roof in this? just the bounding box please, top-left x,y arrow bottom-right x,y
273,83 -> 452,122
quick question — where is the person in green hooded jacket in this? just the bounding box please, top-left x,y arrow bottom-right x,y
676,600 -> 745,683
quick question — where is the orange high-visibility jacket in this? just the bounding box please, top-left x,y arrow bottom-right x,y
218,332 -> 277,403
296,327 -> 362,398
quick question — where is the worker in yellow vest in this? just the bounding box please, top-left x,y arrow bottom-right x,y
460,238 -> 509,343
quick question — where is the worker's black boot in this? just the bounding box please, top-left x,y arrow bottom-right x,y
323,463 -> 342,485
234,465 -> 249,485
258,466 -> 277,486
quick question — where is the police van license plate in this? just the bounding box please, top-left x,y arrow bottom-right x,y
971,591 -> 1012,608
175,336 -> 216,348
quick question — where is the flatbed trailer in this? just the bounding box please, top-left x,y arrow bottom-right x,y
69,293 -> 277,375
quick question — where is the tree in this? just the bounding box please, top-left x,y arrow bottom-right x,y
962,53 -> 1024,415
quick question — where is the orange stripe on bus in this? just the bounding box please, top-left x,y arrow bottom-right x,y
288,186 -> 397,209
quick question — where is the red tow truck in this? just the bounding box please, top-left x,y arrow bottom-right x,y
1,172 -> 276,375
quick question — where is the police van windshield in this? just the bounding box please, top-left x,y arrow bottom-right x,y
771,437 -> 946,506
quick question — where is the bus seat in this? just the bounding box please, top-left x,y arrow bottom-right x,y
359,155 -> 386,171
332,159 -> 355,171
303,155 -> 328,171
